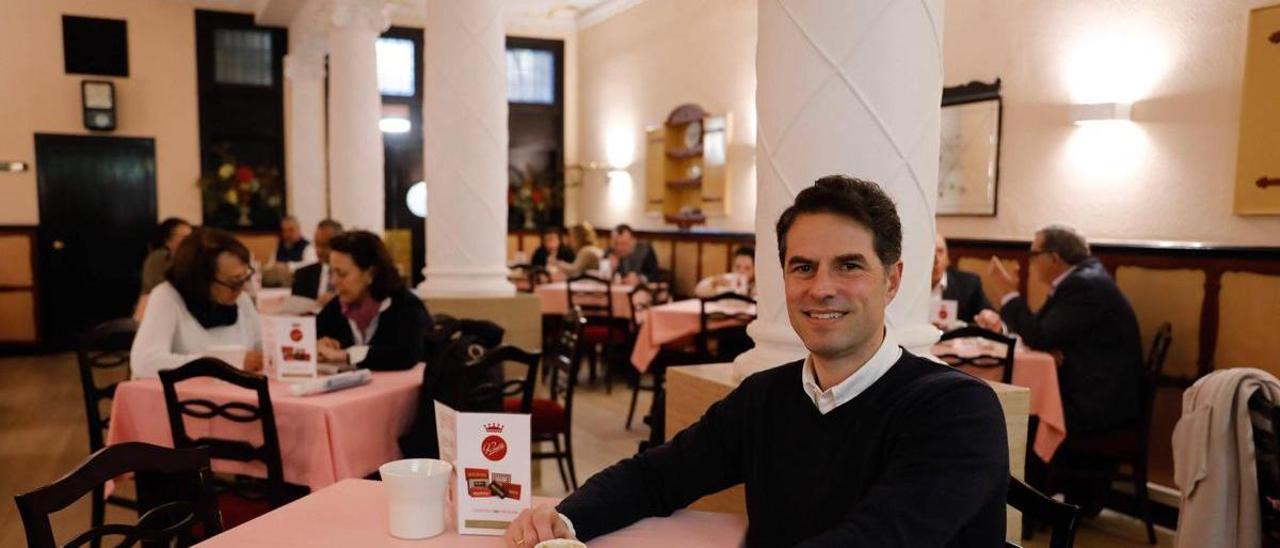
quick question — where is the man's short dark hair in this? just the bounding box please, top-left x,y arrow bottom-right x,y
1037,224 -> 1090,265
329,230 -> 403,300
775,175 -> 902,267
734,245 -> 755,260
317,218 -> 344,233
614,224 -> 635,237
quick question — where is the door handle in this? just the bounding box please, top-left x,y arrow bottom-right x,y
1257,177 -> 1280,189
52,240 -> 65,250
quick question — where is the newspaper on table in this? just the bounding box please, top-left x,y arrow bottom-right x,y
435,402 -> 531,536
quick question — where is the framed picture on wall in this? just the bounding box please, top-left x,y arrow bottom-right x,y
937,79 -> 1002,216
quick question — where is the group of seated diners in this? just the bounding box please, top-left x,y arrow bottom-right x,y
130,217 -> 431,379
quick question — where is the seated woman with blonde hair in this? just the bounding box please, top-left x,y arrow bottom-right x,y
694,246 -> 756,298
557,222 -> 604,278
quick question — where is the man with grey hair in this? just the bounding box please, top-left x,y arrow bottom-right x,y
977,224 -> 1143,509
979,223 -> 1141,434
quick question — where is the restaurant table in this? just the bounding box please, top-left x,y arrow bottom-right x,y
196,478 -> 747,547
630,299 -> 756,373
106,366 -> 422,490
932,339 -> 1065,462
534,281 -> 634,317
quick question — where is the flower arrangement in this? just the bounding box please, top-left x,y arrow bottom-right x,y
198,146 -> 284,228
507,164 -> 555,230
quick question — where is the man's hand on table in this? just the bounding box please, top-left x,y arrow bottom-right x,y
973,309 -> 1004,333
504,504 -> 575,547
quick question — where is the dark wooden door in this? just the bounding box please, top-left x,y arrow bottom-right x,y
36,134 -> 156,349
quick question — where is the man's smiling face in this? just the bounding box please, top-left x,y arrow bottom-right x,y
783,212 -> 902,362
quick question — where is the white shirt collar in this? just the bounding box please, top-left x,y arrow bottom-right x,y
800,325 -> 903,414
1049,264 -> 1078,293
931,272 -> 948,298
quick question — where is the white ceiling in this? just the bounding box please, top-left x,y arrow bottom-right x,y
194,0 -> 629,31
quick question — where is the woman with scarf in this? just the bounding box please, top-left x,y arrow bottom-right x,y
315,231 -> 430,371
130,227 -> 263,379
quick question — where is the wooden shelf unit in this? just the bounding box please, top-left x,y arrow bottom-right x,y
644,103 -> 730,227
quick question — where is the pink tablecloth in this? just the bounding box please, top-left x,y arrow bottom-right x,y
631,299 -> 756,373
196,479 -> 746,547
106,366 -> 422,490
535,281 -> 634,317
932,341 -> 1066,462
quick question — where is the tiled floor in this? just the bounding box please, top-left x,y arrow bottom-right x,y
0,353 -> 1173,546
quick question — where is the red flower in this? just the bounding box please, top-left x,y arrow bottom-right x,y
531,188 -> 544,205
235,166 -> 255,183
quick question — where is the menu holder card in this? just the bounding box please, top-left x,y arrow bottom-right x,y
434,402 -> 531,536
930,298 -> 959,328
262,315 -> 317,380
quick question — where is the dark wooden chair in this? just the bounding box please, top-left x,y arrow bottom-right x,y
158,358 -> 291,529
75,318 -> 140,540
505,312 -> 585,491
1250,390 -> 1280,548
466,344 -> 540,413
1007,475 -> 1081,548
14,442 -> 222,548
625,283 -> 661,430
567,273 -> 627,391
697,292 -> 757,363
1040,322 -> 1171,544
936,325 -> 1017,384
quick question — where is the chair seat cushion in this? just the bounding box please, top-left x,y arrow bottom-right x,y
504,397 -> 566,435
217,492 -> 273,529
1059,428 -> 1141,461
581,324 -> 627,345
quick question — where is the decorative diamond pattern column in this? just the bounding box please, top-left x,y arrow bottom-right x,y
419,0 -> 515,297
326,0 -> 388,234
734,0 -> 945,379
284,3 -> 329,233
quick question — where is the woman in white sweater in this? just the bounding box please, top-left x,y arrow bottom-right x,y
131,227 -> 263,379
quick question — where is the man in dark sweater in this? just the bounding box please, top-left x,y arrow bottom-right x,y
504,176 -> 1009,547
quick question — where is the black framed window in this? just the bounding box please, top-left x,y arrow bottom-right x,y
194,10 -> 287,230
379,27 -> 426,284
506,37 -> 565,230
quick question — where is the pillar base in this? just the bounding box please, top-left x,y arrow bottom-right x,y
731,319 -> 807,381
896,321 -> 942,356
417,266 -> 516,299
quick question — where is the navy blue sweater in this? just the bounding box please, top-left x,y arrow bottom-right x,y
558,351 -> 1009,547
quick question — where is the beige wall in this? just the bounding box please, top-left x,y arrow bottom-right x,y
939,0 -> 1280,246
0,0 -> 209,226
575,0 -> 757,232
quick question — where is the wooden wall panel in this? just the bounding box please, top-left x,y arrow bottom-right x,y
673,242 -> 699,297
954,256 -> 1029,309
235,233 -> 278,265
383,229 -> 412,280
0,235 -> 33,286
700,243 -> 729,280
0,292 -> 37,342
1215,271 -> 1280,375
1116,267 -> 1205,379
651,239 -> 674,270
506,234 -> 520,263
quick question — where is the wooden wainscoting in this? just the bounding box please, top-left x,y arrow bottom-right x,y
508,228 -> 755,298
947,238 -> 1280,491
0,227 -> 39,347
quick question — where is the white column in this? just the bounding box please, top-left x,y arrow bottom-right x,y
326,0 -> 387,234
734,0 -> 945,379
418,0 -> 515,298
283,4 -> 329,233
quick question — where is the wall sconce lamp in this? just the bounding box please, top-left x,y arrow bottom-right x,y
1070,102 -> 1132,125
2,161 -> 29,173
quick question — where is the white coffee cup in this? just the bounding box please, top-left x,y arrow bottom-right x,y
205,345 -> 247,370
380,458 -> 453,539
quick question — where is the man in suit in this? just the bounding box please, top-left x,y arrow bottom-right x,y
291,219 -> 343,306
977,224 -> 1142,435
607,224 -> 660,285
932,234 -> 993,324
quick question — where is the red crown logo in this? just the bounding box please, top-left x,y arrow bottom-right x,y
484,423 -> 504,434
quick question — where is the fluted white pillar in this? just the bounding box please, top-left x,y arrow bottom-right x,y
284,4 -> 329,232
326,0 -> 387,234
734,0 -> 945,379
419,0 -> 515,298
